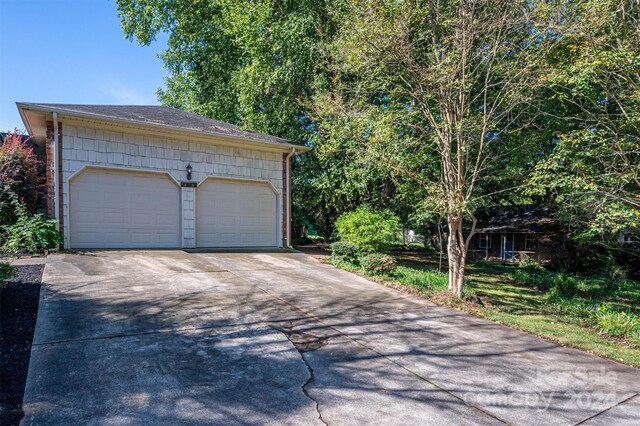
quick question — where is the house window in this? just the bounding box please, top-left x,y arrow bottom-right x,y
525,234 -> 537,250
479,234 -> 491,249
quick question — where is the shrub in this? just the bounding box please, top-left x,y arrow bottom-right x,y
361,253 -> 397,275
548,273 -> 578,298
330,241 -> 359,262
335,206 -> 400,253
2,197 -> 61,254
519,257 -> 542,270
595,308 -> 640,338
0,131 -> 44,225
0,261 -> 15,281
604,264 -> 627,292
512,268 -> 552,290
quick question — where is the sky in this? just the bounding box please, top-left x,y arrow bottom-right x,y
0,0 -> 168,131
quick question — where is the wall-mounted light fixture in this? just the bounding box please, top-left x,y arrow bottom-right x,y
186,163 -> 193,181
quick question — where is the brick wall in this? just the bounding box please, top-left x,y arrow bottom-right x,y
282,153 -> 288,246
280,152 -> 293,247
45,121 -> 64,247
45,122 -> 54,218
60,122 -> 284,248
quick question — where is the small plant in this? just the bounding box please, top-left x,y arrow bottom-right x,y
335,206 -> 400,253
330,241 -> 359,262
361,253 -> 397,275
548,273 -> 578,298
2,196 -> 61,254
595,307 -> 640,338
604,264 -> 627,292
0,261 -> 15,282
519,257 -> 542,270
557,300 -> 599,319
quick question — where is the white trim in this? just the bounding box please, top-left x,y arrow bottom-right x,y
66,166 -> 182,249
197,174 -> 280,195
67,164 -> 181,187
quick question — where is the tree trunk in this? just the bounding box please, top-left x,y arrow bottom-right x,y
437,221 -> 444,273
447,214 -> 467,298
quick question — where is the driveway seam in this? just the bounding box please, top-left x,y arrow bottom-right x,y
31,319 -> 308,347
43,268 -> 299,279
226,269 -> 510,425
573,393 -> 639,425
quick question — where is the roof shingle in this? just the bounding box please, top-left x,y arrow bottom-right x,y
19,103 -> 292,146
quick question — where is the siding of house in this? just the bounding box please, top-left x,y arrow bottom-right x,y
58,121 -> 284,248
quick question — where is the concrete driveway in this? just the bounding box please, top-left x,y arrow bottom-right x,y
22,250 -> 639,425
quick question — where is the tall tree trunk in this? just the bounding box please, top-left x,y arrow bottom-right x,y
437,221 -> 444,273
447,214 -> 467,298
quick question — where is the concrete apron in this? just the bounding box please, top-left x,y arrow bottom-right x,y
21,250 -> 640,425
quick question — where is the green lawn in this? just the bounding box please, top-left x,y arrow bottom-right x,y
320,246 -> 640,367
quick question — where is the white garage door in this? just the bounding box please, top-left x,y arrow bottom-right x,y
70,169 -> 180,248
196,179 -> 277,247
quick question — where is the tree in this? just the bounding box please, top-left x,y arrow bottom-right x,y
116,0 -> 336,142
312,0 -> 570,296
528,0 -> 640,245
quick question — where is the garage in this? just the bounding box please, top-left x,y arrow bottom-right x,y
18,103 -> 310,249
196,178 -> 277,247
69,168 -> 181,248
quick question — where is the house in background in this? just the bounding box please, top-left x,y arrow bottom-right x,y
17,102 -> 310,249
465,205 -> 568,264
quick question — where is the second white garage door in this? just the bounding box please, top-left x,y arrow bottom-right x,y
69,169 -> 181,249
196,179 -> 277,247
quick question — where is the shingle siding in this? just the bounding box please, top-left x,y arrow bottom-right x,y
60,123 -> 284,248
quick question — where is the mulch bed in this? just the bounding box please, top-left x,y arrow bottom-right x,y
1,264 -> 44,426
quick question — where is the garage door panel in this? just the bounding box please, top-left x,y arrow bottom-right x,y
104,232 -> 128,243
196,179 -> 277,247
70,169 -> 180,249
103,212 -> 126,225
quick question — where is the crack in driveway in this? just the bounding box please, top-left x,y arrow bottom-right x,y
248,278 -> 510,425
270,320 -> 329,425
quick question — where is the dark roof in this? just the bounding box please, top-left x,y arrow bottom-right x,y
17,103 -> 293,146
468,205 -> 561,234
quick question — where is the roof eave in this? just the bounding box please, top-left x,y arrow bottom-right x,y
17,103 -> 35,136
16,102 -> 311,153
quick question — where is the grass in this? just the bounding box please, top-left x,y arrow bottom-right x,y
323,247 -> 640,367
